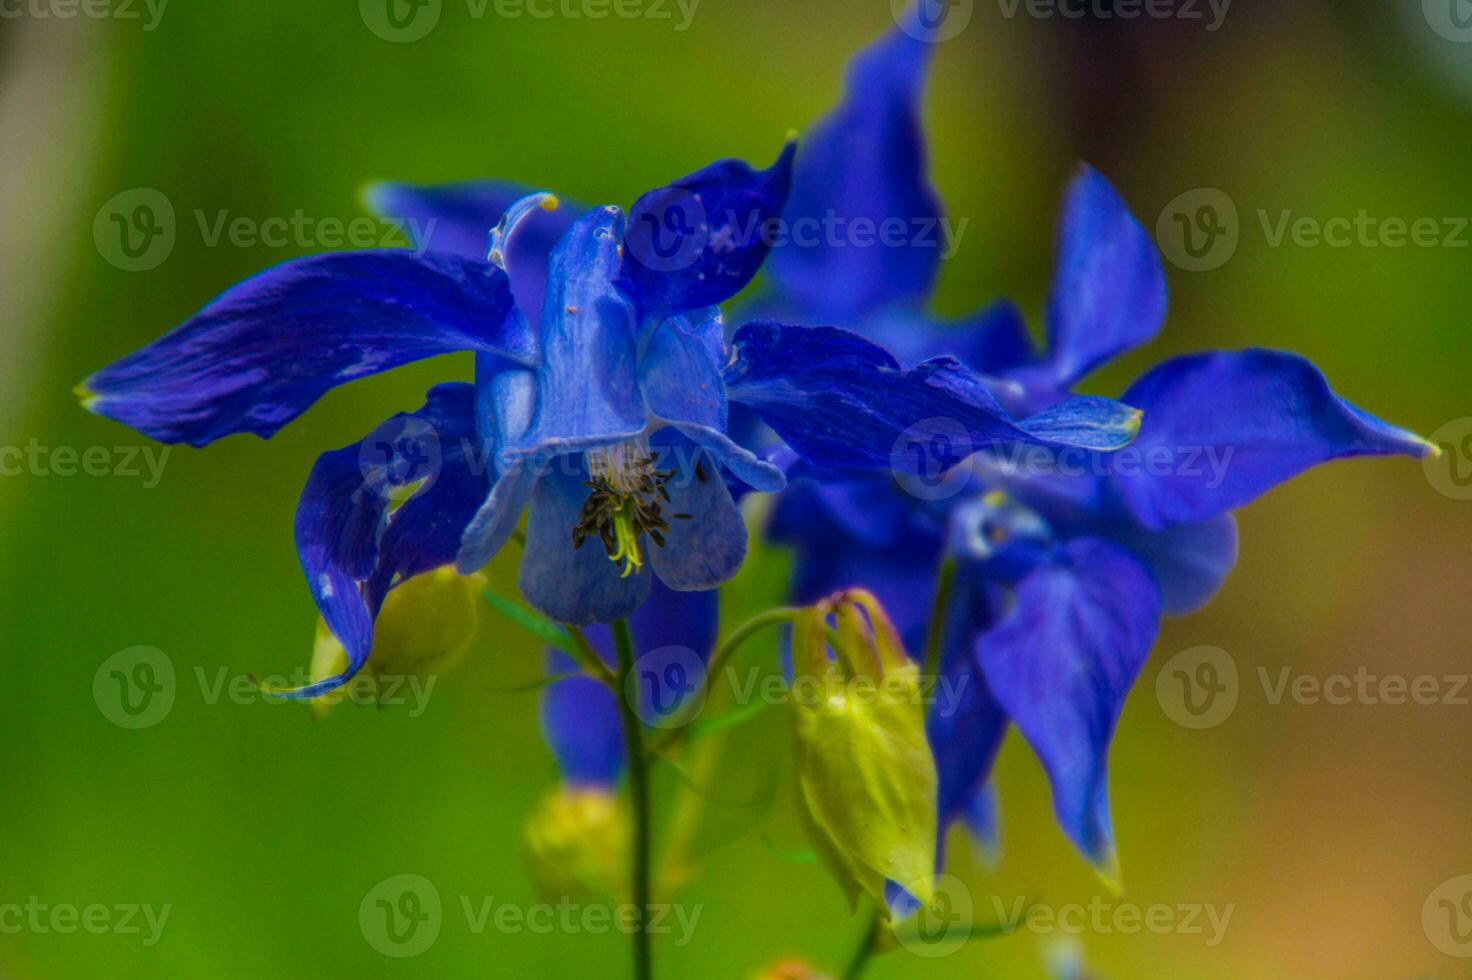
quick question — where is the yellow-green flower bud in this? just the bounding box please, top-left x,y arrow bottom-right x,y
307,568 -> 485,718
523,786 -> 629,903
789,590 -> 939,918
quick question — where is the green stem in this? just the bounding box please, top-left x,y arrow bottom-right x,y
843,556 -> 960,978
565,625 -> 618,689
840,911 -> 881,980
648,606 -> 802,757
613,619 -> 654,980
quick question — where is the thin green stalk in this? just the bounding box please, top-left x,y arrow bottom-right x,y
613,619 -> 654,980
565,624 -> 617,689
649,606 -> 801,757
843,556 -> 959,979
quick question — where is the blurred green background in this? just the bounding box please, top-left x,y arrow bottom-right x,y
3,1 -> 1472,977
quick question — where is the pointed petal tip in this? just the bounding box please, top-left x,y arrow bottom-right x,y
1091,847 -> 1124,897
73,381 -> 101,413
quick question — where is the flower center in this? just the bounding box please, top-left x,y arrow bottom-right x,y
572,442 -> 690,577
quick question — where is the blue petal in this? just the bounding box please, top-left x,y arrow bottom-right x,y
365,180 -> 556,262
638,308 -> 786,493
81,251 -> 523,447
621,143 -> 796,318
1111,513 -> 1239,616
766,20 -> 941,321
928,573 -> 1008,836
542,583 -> 717,784
961,784 -> 1001,860
724,321 -> 1140,471
289,383 -> 490,697
456,355 -> 539,573
540,670 -> 623,787
514,208 -> 645,458
975,538 -> 1162,870
1045,167 -> 1167,386
488,192 -> 580,328
1112,349 -> 1436,530
518,460 -> 652,625
836,301 -> 1038,376
646,434 -> 747,592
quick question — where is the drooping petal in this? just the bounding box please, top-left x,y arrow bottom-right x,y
1045,167 -> 1167,387
456,356 -> 539,573
646,435 -> 747,592
513,208 -> 645,458
766,19 -> 942,321
1111,513 -> 1239,616
621,143 -> 796,318
288,383 -> 490,697
835,301 -> 1038,378
724,321 -> 1140,471
80,251 -> 524,447
638,307 -> 786,492
519,460 -> 653,625
541,583 -> 717,784
928,574 -> 1008,838
975,538 -> 1162,871
1112,349 -> 1436,530
541,668 -> 624,787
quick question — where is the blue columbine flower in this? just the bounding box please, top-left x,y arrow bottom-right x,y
81,145 -> 1140,698
759,16 -> 1438,875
